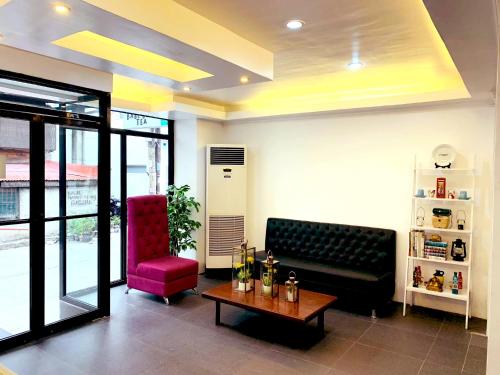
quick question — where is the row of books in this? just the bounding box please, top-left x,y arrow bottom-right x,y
409,230 -> 449,259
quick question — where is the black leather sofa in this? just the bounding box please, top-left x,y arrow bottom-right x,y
256,218 -> 396,315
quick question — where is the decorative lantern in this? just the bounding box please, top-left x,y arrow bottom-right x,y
232,239 -> 256,293
285,271 -> 299,303
260,250 -> 279,298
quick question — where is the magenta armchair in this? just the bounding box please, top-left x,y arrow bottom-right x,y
126,195 -> 199,304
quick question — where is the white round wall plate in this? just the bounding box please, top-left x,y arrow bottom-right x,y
432,144 -> 456,167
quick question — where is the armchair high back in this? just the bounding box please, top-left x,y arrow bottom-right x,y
126,195 -> 199,304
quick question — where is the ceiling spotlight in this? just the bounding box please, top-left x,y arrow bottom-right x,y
240,76 -> 249,84
347,61 -> 364,71
53,3 -> 71,15
183,86 -> 191,92
286,19 -> 304,30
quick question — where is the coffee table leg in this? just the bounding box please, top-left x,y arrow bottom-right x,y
317,311 -> 325,333
215,301 -> 221,326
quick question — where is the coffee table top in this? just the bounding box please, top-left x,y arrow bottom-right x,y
202,280 -> 337,323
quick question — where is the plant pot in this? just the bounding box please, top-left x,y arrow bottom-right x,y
262,285 -> 272,296
238,281 -> 251,292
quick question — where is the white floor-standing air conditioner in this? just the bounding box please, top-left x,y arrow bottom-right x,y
206,144 -> 247,269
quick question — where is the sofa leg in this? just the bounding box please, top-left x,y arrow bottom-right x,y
125,287 -> 131,295
371,309 -> 377,319
163,297 -> 170,305
192,288 -> 199,295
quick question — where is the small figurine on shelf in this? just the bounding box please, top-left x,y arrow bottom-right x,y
458,272 -> 463,290
426,270 -> 445,292
428,190 -> 436,198
452,272 -> 459,295
448,190 -> 456,199
413,267 -> 419,287
417,266 -> 423,285
436,178 -> 446,198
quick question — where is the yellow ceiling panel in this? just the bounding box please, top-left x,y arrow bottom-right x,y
52,31 -> 213,82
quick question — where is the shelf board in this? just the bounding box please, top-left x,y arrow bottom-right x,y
415,168 -> 474,175
406,284 -> 468,301
410,226 -> 471,235
408,256 -> 469,267
413,197 -> 473,203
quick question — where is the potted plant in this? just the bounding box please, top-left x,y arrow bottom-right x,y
166,184 -> 202,256
262,273 -> 272,296
68,217 -> 97,242
110,215 -> 120,233
237,268 -> 253,292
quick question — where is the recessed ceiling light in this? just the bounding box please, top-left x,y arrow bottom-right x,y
347,61 -> 364,71
286,20 -> 304,30
240,76 -> 249,84
53,3 -> 71,15
183,86 -> 191,92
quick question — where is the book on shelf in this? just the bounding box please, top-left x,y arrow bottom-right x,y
409,229 -> 425,257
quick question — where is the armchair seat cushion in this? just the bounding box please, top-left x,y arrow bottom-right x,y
136,256 -> 198,282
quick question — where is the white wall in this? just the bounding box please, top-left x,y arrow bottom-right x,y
221,104 -> 495,318
487,3 -> 500,371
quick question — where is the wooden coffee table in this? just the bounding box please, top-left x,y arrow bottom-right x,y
202,280 -> 337,333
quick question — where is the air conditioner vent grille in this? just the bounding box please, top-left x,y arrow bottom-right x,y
210,147 -> 245,165
208,215 -> 244,256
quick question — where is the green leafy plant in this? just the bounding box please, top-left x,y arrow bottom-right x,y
110,215 -> 120,227
166,184 -> 202,256
68,217 -> 97,239
262,273 -> 272,287
237,268 -> 252,283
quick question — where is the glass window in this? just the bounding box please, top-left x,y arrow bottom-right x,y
127,136 -> 169,197
0,223 -> 30,337
0,78 -> 100,117
111,111 -> 169,134
0,117 -> 30,222
0,188 -> 18,219
66,129 -> 98,216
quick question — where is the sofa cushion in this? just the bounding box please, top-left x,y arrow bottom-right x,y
136,256 -> 198,282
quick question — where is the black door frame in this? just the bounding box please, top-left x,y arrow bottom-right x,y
0,70 -> 110,352
109,111 -> 174,286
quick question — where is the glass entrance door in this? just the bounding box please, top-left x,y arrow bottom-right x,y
44,125 -> 99,325
0,70 -> 110,351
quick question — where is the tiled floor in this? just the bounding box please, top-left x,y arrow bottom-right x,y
0,276 -> 488,375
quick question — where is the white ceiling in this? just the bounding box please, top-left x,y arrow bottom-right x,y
175,0 -> 440,81
0,0 -> 496,119
174,0 -> 496,111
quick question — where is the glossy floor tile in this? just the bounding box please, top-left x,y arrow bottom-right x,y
0,276 -> 488,375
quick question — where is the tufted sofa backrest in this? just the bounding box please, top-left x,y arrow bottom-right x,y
265,218 -> 396,274
127,195 -> 170,274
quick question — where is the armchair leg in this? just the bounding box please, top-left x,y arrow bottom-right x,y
125,287 -> 131,295
163,297 -> 170,305
192,288 -> 199,295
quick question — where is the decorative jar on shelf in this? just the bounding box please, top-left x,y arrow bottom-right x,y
260,250 -> 279,298
232,240 -> 255,293
285,271 -> 299,303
